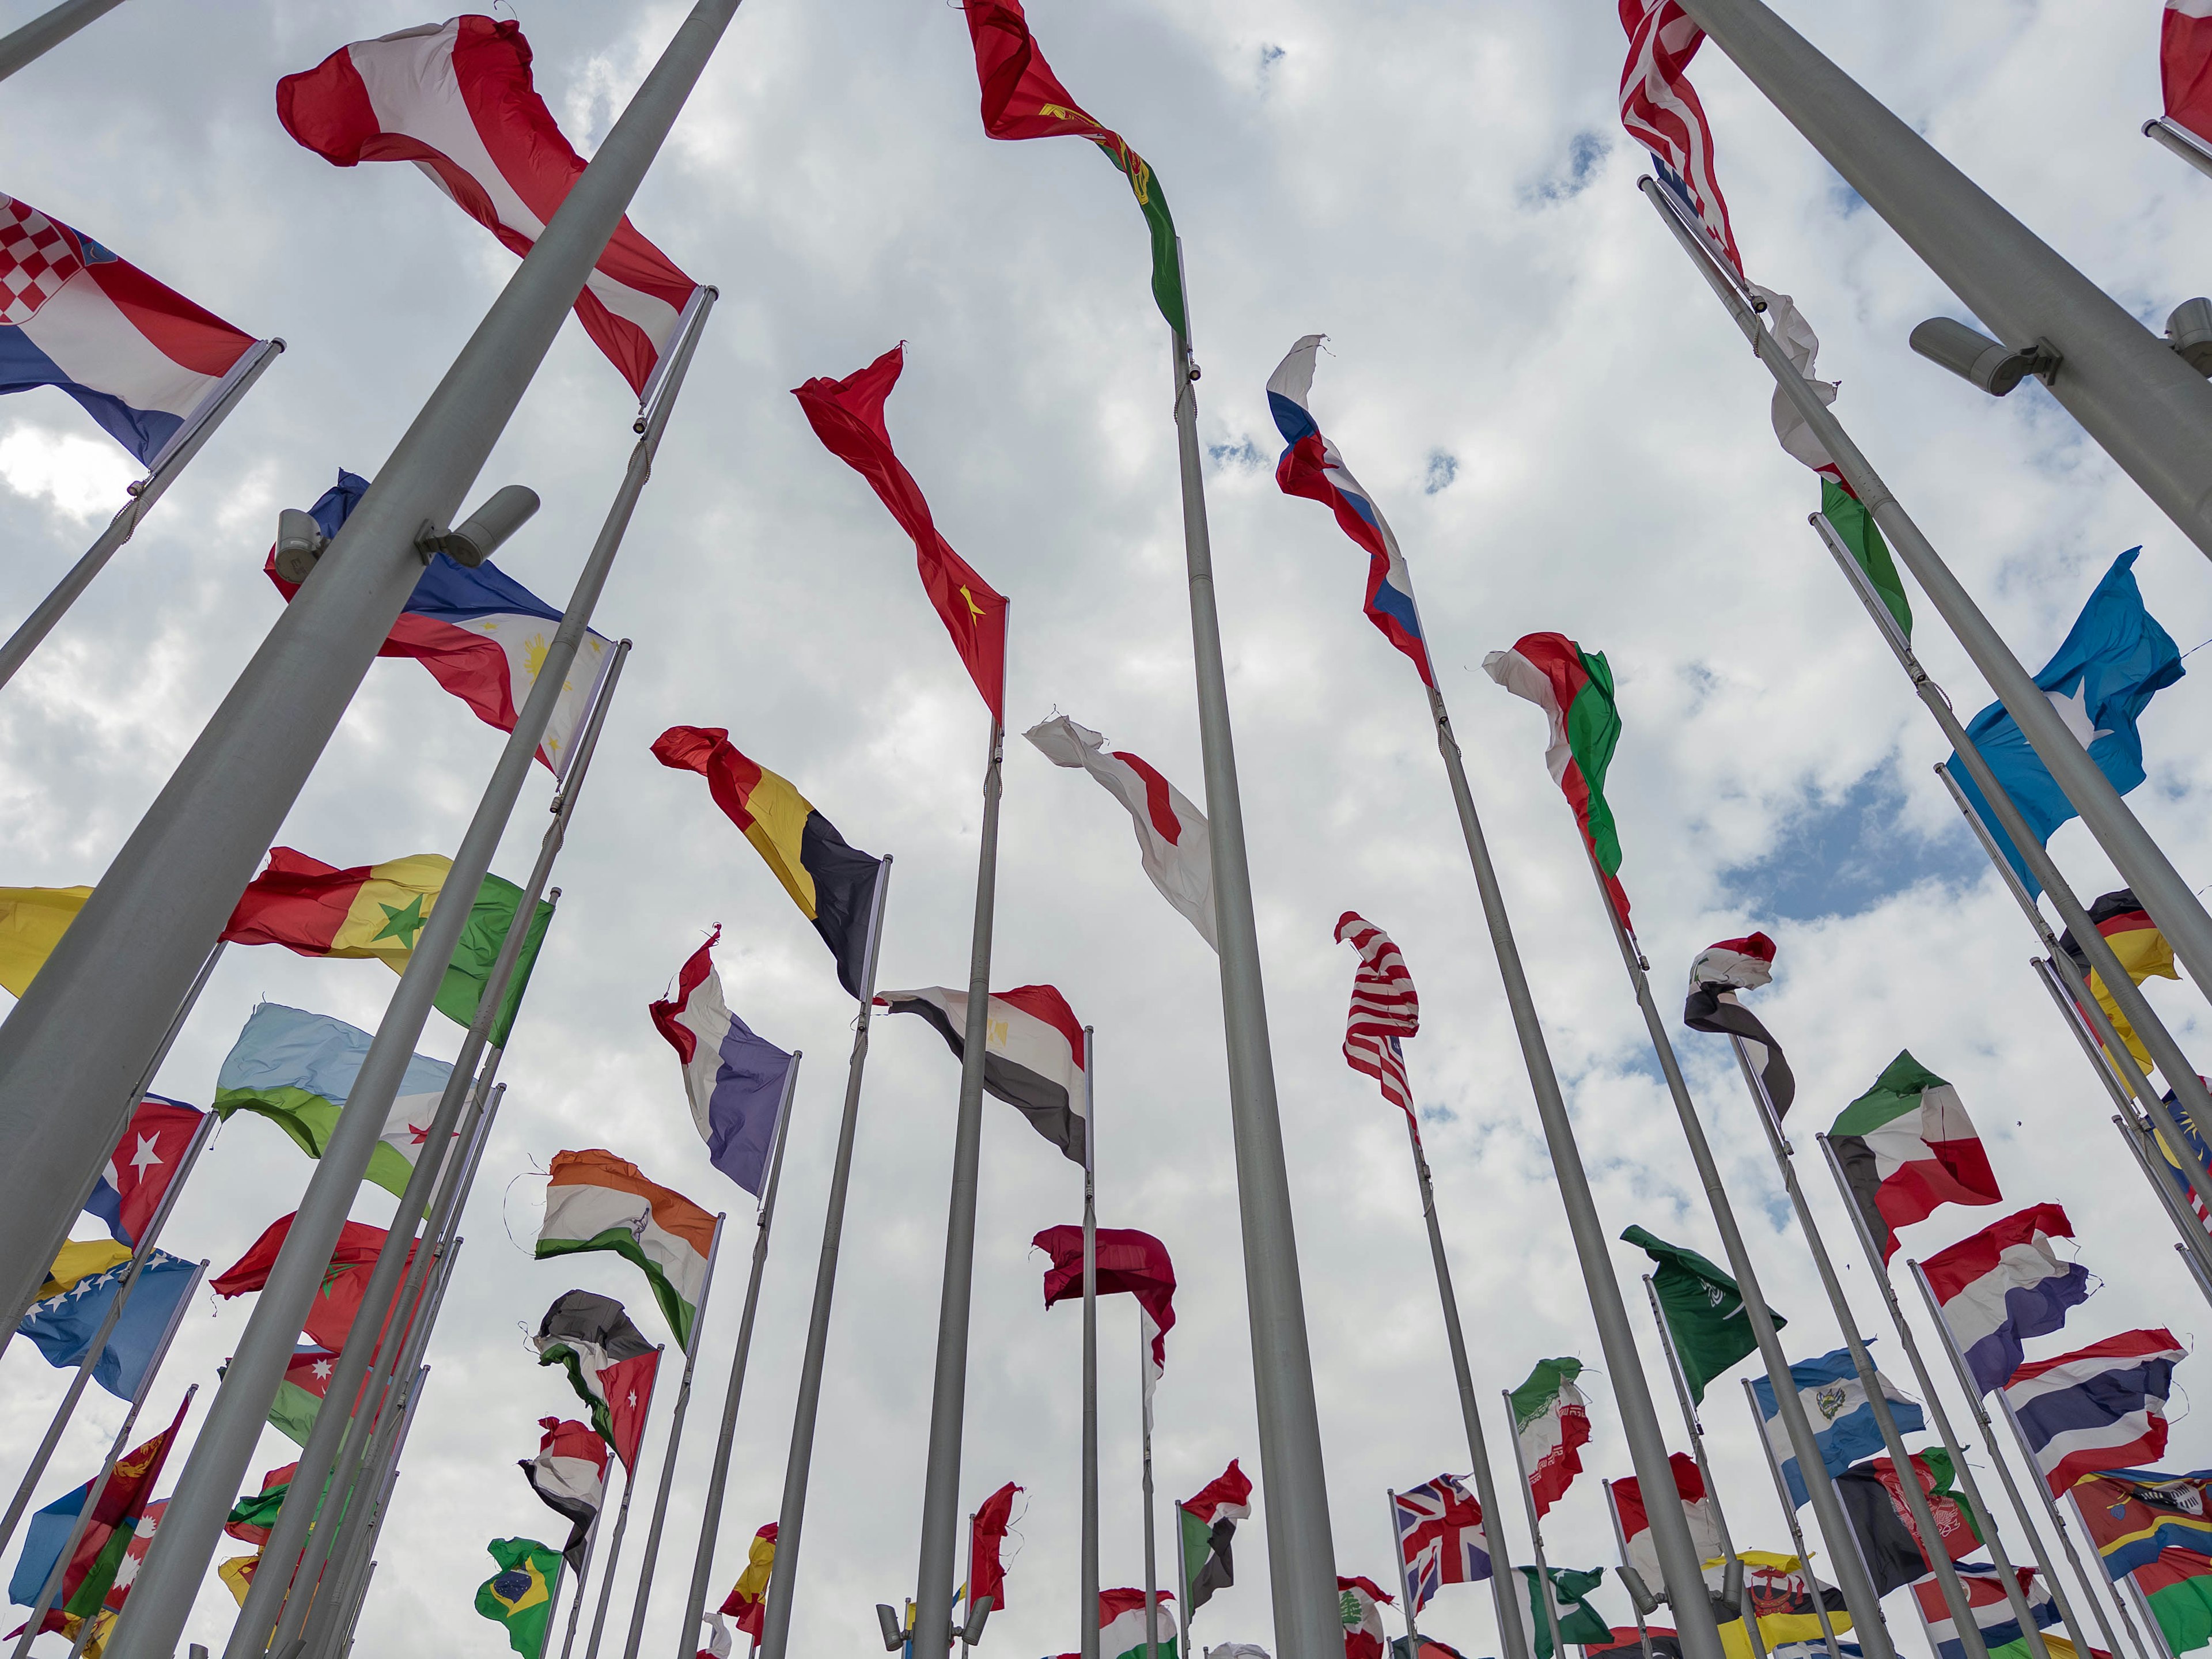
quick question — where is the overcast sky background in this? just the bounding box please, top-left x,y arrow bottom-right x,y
5,2 -> 2212,1657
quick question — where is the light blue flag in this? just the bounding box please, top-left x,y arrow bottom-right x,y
1748,1344 -> 1925,1506
7,1485 -> 82,1608
1949,549 -> 2184,896
15,1250 -> 197,1400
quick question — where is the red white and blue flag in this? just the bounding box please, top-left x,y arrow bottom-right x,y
1618,3 -> 1744,279
0,194 -> 262,468
649,927 -> 795,1199
266,471 -> 613,777
1912,1563 -> 2060,1659
85,1094 -> 202,1249
1266,336 -> 1433,687
2003,1329 -> 2186,1495
1335,912 -> 1418,1118
1918,1205 -> 2092,1396
1393,1474 -> 1492,1612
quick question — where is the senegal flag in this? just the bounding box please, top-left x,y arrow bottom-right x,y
222,847 -> 551,1044
1621,1225 -> 1785,1403
1486,634 -> 1631,928
476,1537 -> 562,1658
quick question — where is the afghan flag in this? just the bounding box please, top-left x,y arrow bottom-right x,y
1484,633 -> 1631,927
1684,933 -> 1796,1118
1178,1459 -> 1252,1614
882,983 -> 1089,1164
2056,887 -> 2179,1077
1098,1588 -> 1177,1659
475,1537 -> 562,1659
1829,1051 -> 2001,1260
532,1290 -> 660,1468
1622,1224 -> 1784,1402
536,1150 -> 717,1350
2131,1548 -> 2212,1658
1510,1358 -> 1590,1517
0,884 -> 92,995
224,1463 -> 299,1548
211,1213 -> 418,1355
649,729 -> 884,999
963,0 -> 1185,335
719,1522 -> 778,1643
221,847 -> 552,1044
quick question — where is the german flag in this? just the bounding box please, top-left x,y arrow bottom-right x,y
2056,887 -> 2178,1074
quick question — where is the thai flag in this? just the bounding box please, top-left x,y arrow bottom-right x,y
0,193 -> 260,468
2003,1329 -> 2186,1495
267,471 -> 613,777
1266,335 -> 1434,687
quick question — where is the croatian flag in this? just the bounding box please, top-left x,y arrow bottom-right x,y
1912,1563 -> 2059,1659
649,928 -> 795,1199
1266,335 -> 1434,686
0,193 -> 261,468
85,1094 -> 202,1248
2005,1330 -> 2186,1495
267,471 -> 614,777
1918,1204 -> 2091,1395
276,16 -> 703,401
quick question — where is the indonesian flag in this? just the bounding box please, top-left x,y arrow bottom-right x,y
650,927 -> 796,1199
2166,2 -> 2212,145
1025,715 -> 1215,950
1510,1358 -> 1590,1518
878,984 -> 1087,1163
520,1416 -> 607,1569
1610,1455 -> 1720,1592
276,16 -> 703,400
1684,933 -> 1796,1118
1338,1577 -> 1392,1659
1035,1224 -> 1176,1404
536,1149 -> 718,1351
1828,1051 -> 2000,1260
1484,633 -> 1632,929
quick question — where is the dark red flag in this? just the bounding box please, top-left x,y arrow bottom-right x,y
1033,1225 -> 1175,1374
969,1481 -> 1021,1613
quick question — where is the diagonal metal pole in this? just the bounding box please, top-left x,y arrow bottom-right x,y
316,1361 -> 431,1659
1082,1026 -> 1100,1659
2145,117 -> 2212,184
1734,1380 -> 1844,1659
0,0 -> 129,82
1601,1484 -> 1663,1659
1501,1391 -> 1566,1659
1141,1318 -> 1161,1659
584,1356 -> 665,1659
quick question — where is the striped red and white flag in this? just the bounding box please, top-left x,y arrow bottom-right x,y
1619,2 -> 1744,280
1335,912 -> 1418,1117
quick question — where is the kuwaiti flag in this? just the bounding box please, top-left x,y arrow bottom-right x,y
0,192 -> 262,468
878,984 -> 1088,1164
276,17 -> 703,400
1829,1051 -> 2001,1262
1264,335 -> 1433,686
521,1416 -> 607,1569
2004,1330 -> 2186,1495
649,928 -> 795,1198
1684,933 -> 1796,1118
1099,1588 -> 1177,1659
1025,715 -> 1215,950
1485,633 -> 1632,928
533,1290 -> 660,1468
1510,1358 -> 1591,1518
537,1151 -> 717,1350
268,471 -> 615,778
85,1094 -> 201,1248
1919,1205 -> 2092,1395
1748,1346 -> 1923,1507
1611,1454 -> 1721,1593
1913,1564 -> 2060,1659
2166,1 -> 2212,145
210,1003 -> 455,1200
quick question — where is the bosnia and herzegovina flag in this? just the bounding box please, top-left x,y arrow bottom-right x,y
651,728 -> 884,999
2056,887 -> 2179,1077
221,847 -> 551,1045
475,1537 -> 563,1659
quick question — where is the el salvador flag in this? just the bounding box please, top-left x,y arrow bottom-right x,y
1950,550 -> 2184,896
1749,1344 -> 1925,1507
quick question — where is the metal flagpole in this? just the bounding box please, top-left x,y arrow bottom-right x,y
1142,1317 -> 1161,1659
0,0 -> 128,79
1601,1483 -> 1660,1659
1176,1491 -> 1194,1659
296,1347 -> 429,1659
1810,1139 -> 2063,1659
2092,1093 -> 2212,1310
756,859 -> 893,1659
1082,1026 -> 1101,1659
2125,1573 -> 2179,1659
0,0 -> 741,1364
2069,1490 -> 2158,1659
673,1054 -> 802,1659
0,338 -> 283,692
560,1509 -> 607,1659
1666,0 -> 2212,571
1387,1490 -> 1421,1643
1167,244 -> 1342,1659
619,1216 -> 729,1659
585,1351 -> 668,1659
1501,1392 -> 1566,1659
2145,117 -> 2212,184
321,1364 -> 431,1659
1734,1382 -> 1844,1659
912,713 -> 1007,1659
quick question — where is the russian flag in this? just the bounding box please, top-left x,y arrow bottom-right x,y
0,192 -> 261,468
268,471 -> 613,777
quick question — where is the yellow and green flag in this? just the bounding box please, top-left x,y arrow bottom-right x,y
476,1537 -> 561,1658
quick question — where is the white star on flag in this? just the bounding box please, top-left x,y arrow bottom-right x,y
2047,682 -> 2115,747
130,1134 -> 162,1175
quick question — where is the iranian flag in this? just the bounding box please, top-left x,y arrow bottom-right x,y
1483,634 -> 1631,927
1510,1358 -> 1591,1518
1097,1587 -> 1176,1659
1829,1051 -> 2001,1262
536,1149 -> 717,1350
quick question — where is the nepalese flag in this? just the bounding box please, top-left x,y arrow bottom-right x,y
1179,1460 -> 1253,1614
650,928 -> 795,1199
1914,1564 -> 2061,1659
1829,1051 -> 2001,1262
276,17 -> 703,400
520,1416 -> 606,1570
2003,1330 -> 2187,1495
718,1522 -> 777,1643
1264,336 -> 1433,686
267,471 -> 615,778
85,1094 -> 202,1247
878,984 -> 1088,1164
533,1290 -> 660,1469
1510,1357 -> 1591,1518
1340,1577 -> 1393,1659
2166,2 -> 2212,145
1618,2 -> 1743,278
1684,933 -> 1796,1118
212,1214 -> 419,1355
1919,1204 -> 2091,1396
1484,633 -> 1632,929
0,192 -> 262,468
793,346 -> 1009,719
6,1395 -> 188,1641
1335,912 -> 1418,1116
2069,1471 -> 2212,1579
1611,1454 -> 1721,1594
1036,1224 -> 1176,1403
1392,1474 -> 1490,1613
2056,888 -> 2180,1078
536,1149 -> 718,1351
1025,715 -> 1216,950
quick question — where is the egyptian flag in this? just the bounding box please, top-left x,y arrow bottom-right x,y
650,927 -> 796,1198
650,728 -> 884,999
533,1290 -> 661,1468
2056,888 -> 2179,1076
880,984 -> 1087,1163
85,1094 -> 202,1247
1179,1460 -> 1253,1613
211,1213 -> 417,1355
521,1416 -> 607,1569
1035,1224 -> 1176,1402
969,1482 -> 1021,1614
1829,1052 -> 2001,1260
1684,933 -> 1796,1117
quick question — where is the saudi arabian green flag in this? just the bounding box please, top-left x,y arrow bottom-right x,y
1517,1565 -> 1612,1659
476,1537 -> 562,1658
1622,1225 -> 1786,1404
1821,479 -> 1912,641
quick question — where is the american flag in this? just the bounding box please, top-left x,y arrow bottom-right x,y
1619,1 -> 1744,279
1392,1475 -> 1489,1614
1335,912 -> 1417,1116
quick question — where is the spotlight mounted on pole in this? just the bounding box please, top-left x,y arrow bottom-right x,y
1908,317 -> 2061,396
414,483 -> 540,567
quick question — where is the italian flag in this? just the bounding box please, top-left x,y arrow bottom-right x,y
536,1149 -> 717,1350
1829,1051 -> 2001,1262
1510,1358 -> 1591,1518
1484,635 -> 1631,927
1097,1588 -> 1176,1659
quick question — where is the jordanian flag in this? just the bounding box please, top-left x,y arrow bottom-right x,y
536,1150 -> 717,1350
1830,1052 -> 2001,1262
1484,634 -> 1631,927
267,1345 -> 340,1446
1622,1225 -> 1785,1403
1510,1358 -> 1591,1517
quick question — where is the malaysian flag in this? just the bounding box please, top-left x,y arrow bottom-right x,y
1336,912 -> 1417,1116
1392,1474 -> 1491,1613
1619,1 -> 1744,280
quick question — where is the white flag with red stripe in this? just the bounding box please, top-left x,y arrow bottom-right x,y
1619,1 -> 1744,279
1027,714 -> 1216,950
1334,912 -> 1417,1116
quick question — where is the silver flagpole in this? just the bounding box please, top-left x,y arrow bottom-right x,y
1142,1316 -> 1161,1659
911,712 -> 1006,1659
756,859 -> 893,1659
1734,1381 -> 1844,1659
1082,1026 -> 1100,1659
319,1362 -> 431,1659
1501,1392 -> 1566,1659
2068,1493 -> 2158,1659
2145,117 -> 2212,184
585,1377 -> 662,1659
0,0 -> 128,79
2125,1573 -> 2180,1659
1176,1491 -> 1194,1659
560,1509 -> 607,1659
1388,1489 -> 1420,1643
673,1053 -> 803,1659
1601,1484 -> 1660,1659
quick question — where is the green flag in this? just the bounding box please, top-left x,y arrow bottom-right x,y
1821,478 -> 1912,641
476,1537 -> 562,1658
1622,1225 -> 1785,1403
1517,1565 -> 1612,1659
437,875 -> 552,1046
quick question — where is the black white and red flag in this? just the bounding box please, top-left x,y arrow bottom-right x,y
1335,912 -> 1418,1118
1684,933 -> 1796,1117
533,1290 -> 660,1470
520,1415 -> 607,1568
877,984 -> 1087,1163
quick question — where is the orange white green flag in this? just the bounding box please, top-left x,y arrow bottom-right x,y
535,1150 -> 717,1350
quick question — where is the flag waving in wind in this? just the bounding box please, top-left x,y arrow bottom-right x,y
1511,1358 -> 1590,1517
1392,1474 -> 1490,1612
878,984 -> 1088,1162
1180,1460 -> 1253,1614
1618,3 -> 1742,278
1684,933 -> 1795,1118
650,927 -> 795,1199
1621,1224 -> 1783,1403
1036,1224 -> 1175,1404
1025,714 -> 1215,950
536,1150 -> 717,1350
1335,912 -> 1419,1117
1485,633 -> 1631,927
1828,1052 -> 2001,1260
2166,2 -> 2212,146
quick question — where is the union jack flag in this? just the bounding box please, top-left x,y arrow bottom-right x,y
1336,912 -> 1418,1116
1619,1 -> 1744,280
1392,1474 -> 1491,1614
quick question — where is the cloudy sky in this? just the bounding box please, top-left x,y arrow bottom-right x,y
6,1 -> 2212,1657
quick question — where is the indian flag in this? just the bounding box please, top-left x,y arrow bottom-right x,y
1510,1357 -> 1591,1518
536,1150 -> 717,1350
1483,634 -> 1631,927
1097,1588 -> 1175,1659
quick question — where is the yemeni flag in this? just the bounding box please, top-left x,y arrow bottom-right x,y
1036,1224 -> 1176,1402
476,1537 -> 563,1659
1684,933 -> 1796,1117
2055,887 -> 2180,1076
1484,633 -> 1632,928
211,1213 -> 418,1355
536,1149 -> 717,1350
1510,1358 -> 1591,1518
521,1416 -> 607,1570
719,1522 -> 778,1642
221,847 -> 551,1044
1099,1587 -> 1177,1659
1611,1455 -> 1721,1592
1622,1225 -> 1784,1403
224,1464 -> 299,1548
649,927 -> 796,1198
881,984 -> 1089,1164
1178,1460 -> 1252,1615
1830,1052 -> 2001,1260
1517,1566 -> 1611,1659
533,1290 -> 662,1468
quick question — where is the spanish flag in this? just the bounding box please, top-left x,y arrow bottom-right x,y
2057,886 -> 2179,1077
650,727 -> 884,999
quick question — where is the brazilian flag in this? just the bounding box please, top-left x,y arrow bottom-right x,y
475,1537 -> 561,1658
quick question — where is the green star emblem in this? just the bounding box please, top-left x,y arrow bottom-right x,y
373,894 -> 427,948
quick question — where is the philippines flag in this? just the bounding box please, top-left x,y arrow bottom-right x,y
1266,335 -> 1434,687
649,927 -> 796,1199
1619,3 -> 1744,279
2003,1330 -> 2187,1495
0,193 -> 262,468
267,471 -> 613,777
1911,1563 -> 2060,1659
1393,1474 -> 1492,1613
84,1094 -> 202,1249
1918,1205 -> 2092,1395
276,16 -> 703,402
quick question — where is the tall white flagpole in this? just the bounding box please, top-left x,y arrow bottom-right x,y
1500,1392 -> 1566,1659
0,0 -> 130,84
